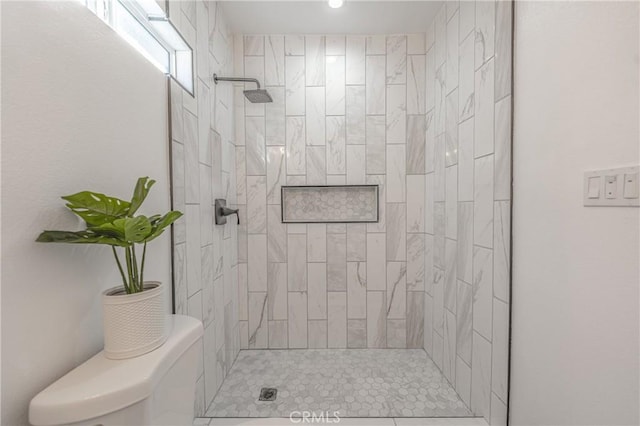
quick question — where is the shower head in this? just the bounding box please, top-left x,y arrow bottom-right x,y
212,74 -> 273,103
243,89 -> 273,103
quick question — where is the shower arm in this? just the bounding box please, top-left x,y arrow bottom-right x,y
213,74 -> 261,89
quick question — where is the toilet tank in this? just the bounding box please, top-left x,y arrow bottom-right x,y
29,315 -> 203,426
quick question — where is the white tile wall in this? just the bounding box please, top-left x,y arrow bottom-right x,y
168,0 -> 239,416
424,1 -> 512,425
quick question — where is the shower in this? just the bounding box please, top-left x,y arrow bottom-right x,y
212,73 -> 273,103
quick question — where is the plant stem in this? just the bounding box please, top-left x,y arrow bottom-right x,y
131,244 -> 139,292
124,246 -> 135,294
112,247 -> 129,292
140,242 -> 147,292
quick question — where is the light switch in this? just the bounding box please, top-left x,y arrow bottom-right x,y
605,175 -> 617,199
587,176 -> 600,198
623,173 -> 639,199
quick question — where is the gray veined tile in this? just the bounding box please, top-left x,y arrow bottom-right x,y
328,292 -> 347,348
285,116 -> 306,175
366,233 -> 386,291
347,319 -> 367,348
445,89 -> 459,166
425,111 -> 435,174
326,35 -> 346,55
174,244 -> 187,315
475,0 -> 496,69
446,11 -> 459,93
288,291 -> 308,348
185,205 -> 202,297
408,60 -> 427,116
366,34 -> 386,54
327,233 -> 347,291
183,110 -> 200,204
266,146 -> 285,206
424,234 -> 434,295
346,35 -> 366,85
267,262 -> 287,320
423,293 -> 433,355
456,280 -> 473,365
494,96 -> 512,201
458,117 -> 474,202
238,264 -> 248,321
346,85 -> 366,145
265,86 -> 285,146
285,56 -> 305,115
386,35 -> 407,84
197,82 -> 211,167
248,234 -> 267,292
306,86 -> 326,146
495,0 -> 513,101
474,155 -> 494,248
386,145 -> 406,202
472,246 -> 493,340
347,262 -> 367,319
326,55 -> 346,115
306,146 -> 326,185
287,234 -> 307,292
443,310 -> 457,383
444,239 -> 457,314
433,329 -> 444,370
386,261 -> 407,320
407,291 -> 424,348
434,6 -> 447,67
387,319 -> 407,348
432,267 -> 444,336
244,35 -> 264,56
407,115 -> 426,175
474,59 -> 495,158
386,84 -> 407,144
471,331 -> 492,418
456,355 -> 472,408
434,202 -> 445,269
366,175 -> 385,232
447,0 -> 460,20
235,146 -> 247,205
445,165 -> 458,239
285,35 -> 305,56
346,223 -> 366,262
407,175 -> 426,233
248,292 -> 268,349
434,135 -> 446,202
264,35 -> 285,86
365,116 -> 386,175
246,176 -> 266,234
308,263 -> 327,320
268,320 -> 288,349
426,48 -> 435,113
234,87 -> 246,147
459,32 -> 475,122
457,202 -> 474,284
245,116 -> 266,176
435,64 -> 447,136
459,0 -> 475,41
305,36 -> 325,87
346,145 -> 366,185
493,200 -> 511,303
407,33 -> 426,54
367,291 -> 387,348
365,55 -> 386,115
326,116 -> 346,174
386,203 -> 406,261
492,298 -> 510,403
307,223 -> 327,262
308,319 -> 328,348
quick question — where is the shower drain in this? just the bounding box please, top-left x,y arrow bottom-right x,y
259,387 -> 278,401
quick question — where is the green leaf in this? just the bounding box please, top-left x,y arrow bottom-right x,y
36,230 -> 129,247
62,191 -> 130,226
146,211 -> 183,242
128,177 -> 155,217
115,216 -> 152,243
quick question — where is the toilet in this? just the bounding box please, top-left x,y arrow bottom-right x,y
29,315 -> 203,426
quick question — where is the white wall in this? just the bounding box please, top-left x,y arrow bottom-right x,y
1,2 -> 170,424
511,2 -> 639,425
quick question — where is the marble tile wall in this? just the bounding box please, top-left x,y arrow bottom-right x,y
235,33 -> 428,350
422,1 -> 512,425
167,0 -> 240,416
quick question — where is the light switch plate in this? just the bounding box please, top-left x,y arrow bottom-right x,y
584,166 -> 640,207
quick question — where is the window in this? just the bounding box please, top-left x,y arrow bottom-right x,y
81,0 -> 194,95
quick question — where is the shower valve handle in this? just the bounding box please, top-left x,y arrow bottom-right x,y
215,199 -> 240,225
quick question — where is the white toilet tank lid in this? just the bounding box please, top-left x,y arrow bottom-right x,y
29,315 -> 203,426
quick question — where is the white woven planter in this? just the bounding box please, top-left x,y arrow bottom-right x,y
102,281 -> 169,360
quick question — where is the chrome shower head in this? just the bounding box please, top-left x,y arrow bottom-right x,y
212,74 -> 273,104
243,89 -> 273,103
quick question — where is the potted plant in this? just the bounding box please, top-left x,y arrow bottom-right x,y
36,177 -> 182,359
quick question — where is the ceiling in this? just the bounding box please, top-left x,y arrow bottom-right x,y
219,1 -> 443,35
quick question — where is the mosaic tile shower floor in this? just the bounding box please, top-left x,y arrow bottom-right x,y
206,349 -> 472,418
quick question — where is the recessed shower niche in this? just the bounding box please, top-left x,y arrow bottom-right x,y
167,0 -> 513,423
